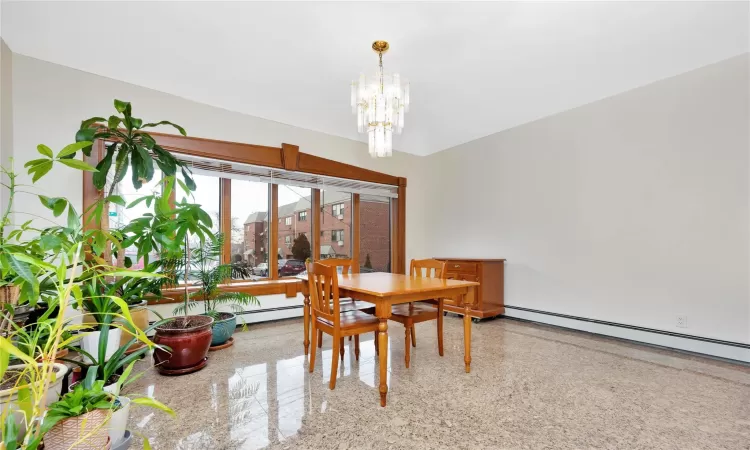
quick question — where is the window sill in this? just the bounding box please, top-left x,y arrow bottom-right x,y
148,279 -> 303,305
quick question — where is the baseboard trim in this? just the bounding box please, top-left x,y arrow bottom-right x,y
503,305 -> 750,363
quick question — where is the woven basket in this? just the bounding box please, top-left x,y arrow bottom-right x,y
44,409 -> 111,450
0,284 -> 20,306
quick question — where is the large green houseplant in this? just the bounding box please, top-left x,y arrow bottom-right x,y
173,233 -> 259,349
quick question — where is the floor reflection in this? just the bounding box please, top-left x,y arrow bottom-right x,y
125,317 -> 749,450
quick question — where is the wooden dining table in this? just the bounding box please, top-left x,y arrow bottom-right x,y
299,272 -> 479,407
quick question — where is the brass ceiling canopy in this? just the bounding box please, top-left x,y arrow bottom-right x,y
371,40 -> 390,54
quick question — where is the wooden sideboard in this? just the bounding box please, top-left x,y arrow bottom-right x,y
434,258 -> 506,321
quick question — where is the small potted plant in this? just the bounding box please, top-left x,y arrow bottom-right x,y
172,233 -> 259,350
41,368 -> 116,450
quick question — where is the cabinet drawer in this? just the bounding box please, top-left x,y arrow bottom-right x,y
444,261 -> 477,274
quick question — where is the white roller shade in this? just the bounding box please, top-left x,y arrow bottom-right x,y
175,154 -> 398,198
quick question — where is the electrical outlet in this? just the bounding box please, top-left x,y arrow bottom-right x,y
676,315 -> 688,328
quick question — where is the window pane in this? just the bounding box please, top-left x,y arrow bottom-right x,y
108,167 -> 162,269
359,195 -> 391,272
320,190 -> 352,259
278,185 -> 312,276
177,174 -> 221,282
231,179 -> 269,280
178,174 -> 221,233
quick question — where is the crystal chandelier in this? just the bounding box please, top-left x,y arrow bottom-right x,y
351,41 -> 410,157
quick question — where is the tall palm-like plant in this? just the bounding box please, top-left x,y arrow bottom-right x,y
173,233 -> 259,317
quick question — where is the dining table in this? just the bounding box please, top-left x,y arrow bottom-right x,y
299,272 -> 479,407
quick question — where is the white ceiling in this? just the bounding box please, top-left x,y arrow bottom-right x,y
2,1 -> 748,156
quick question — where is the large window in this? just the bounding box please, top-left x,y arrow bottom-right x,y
359,195 -> 391,272
230,179 -> 269,280
83,136 -> 406,292
277,185 -> 312,267
320,190 -> 351,259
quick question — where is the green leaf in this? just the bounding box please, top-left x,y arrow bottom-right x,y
0,336 -> 35,365
108,115 -> 122,130
37,144 -> 54,158
75,127 -> 96,143
10,253 -> 56,272
57,141 -> 93,158
104,270 -> 162,279
3,413 -> 19,450
24,158 -> 48,169
29,161 -> 53,182
131,397 -> 175,416
67,204 -> 80,230
181,167 -> 196,191
130,117 -> 143,129
52,199 -> 68,217
142,120 -> 186,136
93,143 -> 116,190
58,158 -> 98,172
107,195 -> 126,206
114,99 -> 130,113
80,116 -> 106,129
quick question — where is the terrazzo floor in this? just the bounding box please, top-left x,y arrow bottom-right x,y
125,316 -> 750,449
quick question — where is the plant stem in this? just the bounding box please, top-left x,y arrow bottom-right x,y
183,233 -> 189,322
0,158 -> 17,247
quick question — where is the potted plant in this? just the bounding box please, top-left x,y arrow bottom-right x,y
115,178 -> 217,375
173,233 -> 259,349
41,367 -> 116,450
65,318 -> 168,395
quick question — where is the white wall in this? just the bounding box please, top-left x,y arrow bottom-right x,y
9,53 -> 426,265
0,38 -> 13,218
422,54 -> 750,348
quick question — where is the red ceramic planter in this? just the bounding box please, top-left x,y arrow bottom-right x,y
153,315 -> 213,374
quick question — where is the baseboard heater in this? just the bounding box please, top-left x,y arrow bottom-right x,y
503,305 -> 750,350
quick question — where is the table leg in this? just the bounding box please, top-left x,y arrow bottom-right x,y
303,294 -> 310,355
378,318 -> 389,407
463,293 -> 472,373
437,298 -> 444,357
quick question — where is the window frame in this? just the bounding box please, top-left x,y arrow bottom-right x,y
298,211 -> 307,221
82,135 -> 406,300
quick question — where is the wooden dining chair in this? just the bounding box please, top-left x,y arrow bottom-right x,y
307,261 -> 380,389
388,259 -> 447,368
315,258 -> 363,355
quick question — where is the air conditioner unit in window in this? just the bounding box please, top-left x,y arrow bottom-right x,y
337,214 -> 344,220
337,240 -> 344,246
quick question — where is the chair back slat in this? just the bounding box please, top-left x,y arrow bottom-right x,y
306,261 -> 339,325
318,258 -> 357,274
410,259 -> 447,280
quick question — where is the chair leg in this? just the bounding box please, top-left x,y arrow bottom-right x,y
354,335 -> 360,361
410,326 -> 417,347
437,299 -> 444,357
404,326 -> 411,369
309,321 -> 318,373
317,329 -> 323,348
374,331 -> 379,355
339,337 -> 345,361
330,335 -> 340,390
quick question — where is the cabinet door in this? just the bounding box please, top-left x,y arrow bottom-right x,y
457,273 -> 478,307
444,272 -> 478,307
